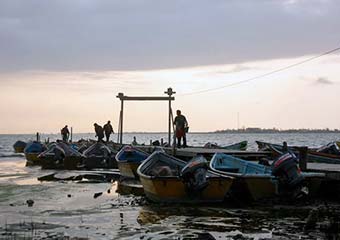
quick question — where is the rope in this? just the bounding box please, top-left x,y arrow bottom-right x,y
179,46 -> 340,96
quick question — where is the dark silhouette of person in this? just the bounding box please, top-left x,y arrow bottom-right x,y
174,110 -> 188,148
61,125 -> 70,142
94,123 -> 104,142
103,120 -> 114,143
282,141 -> 288,153
132,136 -> 138,145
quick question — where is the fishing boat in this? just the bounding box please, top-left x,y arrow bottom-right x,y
256,141 -> 340,164
83,142 -> 118,169
256,141 -> 289,152
137,151 -> 233,203
13,140 -> 26,153
24,141 -> 46,166
116,145 -> 149,179
203,141 -> 248,151
39,142 -> 84,170
210,153 -> 325,201
307,142 -> 340,164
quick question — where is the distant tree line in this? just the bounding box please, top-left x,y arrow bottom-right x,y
214,127 -> 340,133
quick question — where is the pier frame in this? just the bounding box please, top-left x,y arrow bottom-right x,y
116,88 -> 175,145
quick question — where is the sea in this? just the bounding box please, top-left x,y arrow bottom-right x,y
1,132 -> 340,240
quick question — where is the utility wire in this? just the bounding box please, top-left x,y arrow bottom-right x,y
179,46 -> 340,96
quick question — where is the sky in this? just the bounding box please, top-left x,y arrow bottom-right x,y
0,0 -> 339,133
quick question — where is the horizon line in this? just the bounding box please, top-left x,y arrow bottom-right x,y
1,128 -> 340,135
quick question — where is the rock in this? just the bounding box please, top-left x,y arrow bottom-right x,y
67,194 -> 72,198
38,173 -> 56,181
93,192 -> 103,199
304,207 -> 319,230
26,199 -> 34,207
107,189 -> 111,194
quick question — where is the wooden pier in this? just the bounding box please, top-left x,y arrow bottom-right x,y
307,162 -> 340,180
140,145 -> 269,159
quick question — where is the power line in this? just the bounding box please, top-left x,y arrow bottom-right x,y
179,46 -> 340,96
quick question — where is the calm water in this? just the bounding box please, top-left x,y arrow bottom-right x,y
1,133 -> 340,239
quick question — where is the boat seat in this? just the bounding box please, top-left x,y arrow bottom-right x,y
215,167 -> 239,173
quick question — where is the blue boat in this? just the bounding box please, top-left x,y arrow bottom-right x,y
116,145 -> 149,178
24,141 -> 46,166
13,140 -> 27,153
210,153 -> 324,201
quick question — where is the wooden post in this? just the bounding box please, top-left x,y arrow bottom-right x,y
298,147 -> 308,171
117,93 -> 124,144
70,127 -> 73,143
36,132 -> 39,142
164,88 -> 175,146
117,109 -> 121,143
116,89 -> 175,146
170,108 -> 176,155
169,98 -> 171,146
120,100 -> 124,144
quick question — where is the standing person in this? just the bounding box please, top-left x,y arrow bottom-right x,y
174,110 -> 188,148
94,123 -> 104,142
103,120 -> 114,143
61,125 -> 70,142
132,136 -> 138,145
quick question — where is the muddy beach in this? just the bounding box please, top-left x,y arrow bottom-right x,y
0,156 -> 339,240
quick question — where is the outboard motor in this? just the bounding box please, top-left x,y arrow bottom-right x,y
180,156 -> 209,196
53,145 -> 66,164
272,152 -> 305,195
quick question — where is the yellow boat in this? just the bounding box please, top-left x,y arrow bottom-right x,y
13,140 -> 26,153
116,146 -> 149,179
14,146 -> 25,153
25,152 -> 41,166
117,178 -> 144,196
210,153 -> 325,201
137,152 -> 233,203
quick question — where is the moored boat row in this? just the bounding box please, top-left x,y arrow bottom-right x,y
117,145 -> 325,203
13,138 -> 337,204
256,140 -> 340,164
137,152 -> 233,203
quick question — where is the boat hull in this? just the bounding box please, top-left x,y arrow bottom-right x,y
307,152 -> 340,164
118,161 -> 140,179
40,156 -> 83,170
25,153 -> 41,166
210,153 -> 325,201
242,177 -> 277,200
116,145 -> 149,179
139,175 -> 233,203
14,146 -> 25,153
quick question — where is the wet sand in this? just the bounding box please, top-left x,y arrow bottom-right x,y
0,158 -> 340,239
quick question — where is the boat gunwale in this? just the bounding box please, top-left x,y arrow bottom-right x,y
115,145 -> 149,163
137,151 -> 233,181
210,153 -> 325,179
209,153 -> 275,179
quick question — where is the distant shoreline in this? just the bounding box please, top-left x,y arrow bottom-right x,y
214,128 -> 340,134
1,129 -> 340,135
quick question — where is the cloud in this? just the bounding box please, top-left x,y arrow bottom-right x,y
0,0 -> 339,73
214,65 -> 256,75
315,77 -> 333,85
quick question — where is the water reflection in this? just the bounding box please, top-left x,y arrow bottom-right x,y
135,205 -> 274,239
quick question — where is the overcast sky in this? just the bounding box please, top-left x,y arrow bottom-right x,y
0,0 -> 339,72
0,0 -> 339,133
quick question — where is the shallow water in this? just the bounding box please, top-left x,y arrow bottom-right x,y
1,133 -> 340,239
